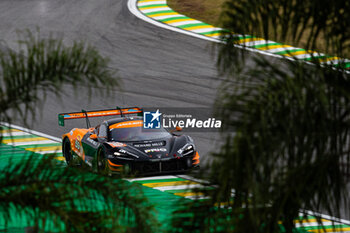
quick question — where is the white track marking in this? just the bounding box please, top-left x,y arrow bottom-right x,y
152,14 -> 181,20
36,150 -> 61,154
303,210 -> 350,225
141,7 -> 170,13
185,195 -> 210,200
293,53 -> 322,59
265,47 -> 299,53
190,28 -> 222,33
6,140 -> 57,146
292,54 -> 315,59
207,35 -> 221,39
127,175 -> 177,182
176,175 -> 210,184
324,59 -> 350,65
3,123 -> 350,226
0,122 -> 61,142
128,0 -> 350,75
326,60 -> 342,65
127,0 -> 221,42
1,132 -> 31,137
170,20 -> 202,26
137,1 -> 166,6
295,221 -> 333,228
242,40 -> 275,47
154,184 -> 204,191
127,0 -> 299,61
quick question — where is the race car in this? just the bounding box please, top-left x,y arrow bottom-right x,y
58,107 -> 200,175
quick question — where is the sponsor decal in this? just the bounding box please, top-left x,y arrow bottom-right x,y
108,142 -> 126,147
70,128 -> 76,136
110,121 -> 142,129
74,135 -> 84,156
143,109 -> 161,129
134,141 -> 165,148
67,109 -> 138,118
144,148 -> 167,153
75,140 -> 81,150
86,137 -> 98,147
75,135 -> 82,150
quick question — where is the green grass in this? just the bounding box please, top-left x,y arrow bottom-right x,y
166,0 -> 337,57
167,0 -> 226,26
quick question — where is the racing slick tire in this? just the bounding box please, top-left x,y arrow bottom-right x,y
63,138 -> 73,166
97,148 -> 111,176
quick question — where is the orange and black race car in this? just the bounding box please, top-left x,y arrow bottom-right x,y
58,107 -> 200,175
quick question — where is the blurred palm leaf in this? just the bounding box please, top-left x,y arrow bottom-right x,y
0,30 -> 118,125
219,0 -> 350,58
217,0 -> 350,76
173,59 -> 350,233
0,31 -> 157,232
175,0 -> 350,229
0,152 -> 158,232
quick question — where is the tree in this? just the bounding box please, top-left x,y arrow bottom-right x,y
0,154 -> 157,232
0,30 -> 117,126
0,31 -> 157,232
172,0 -> 350,232
218,0 -> 350,59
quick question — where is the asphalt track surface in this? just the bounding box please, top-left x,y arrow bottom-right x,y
0,0 -> 235,165
1,0 -> 349,221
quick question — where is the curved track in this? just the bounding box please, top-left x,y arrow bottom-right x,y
0,0 -> 231,163
1,0 -> 349,222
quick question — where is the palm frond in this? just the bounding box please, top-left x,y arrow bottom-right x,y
0,30 -> 119,126
0,152 -> 158,232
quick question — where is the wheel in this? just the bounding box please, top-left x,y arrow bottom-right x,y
97,148 -> 110,175
62,138 -> 73,166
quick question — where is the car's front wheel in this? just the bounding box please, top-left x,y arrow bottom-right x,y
97,148 -> 110,175
62,138 -> 73,166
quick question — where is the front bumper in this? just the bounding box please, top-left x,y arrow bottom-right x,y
108,153 -> 199,175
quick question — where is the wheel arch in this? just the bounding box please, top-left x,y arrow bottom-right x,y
62,136 -> 70,150
97,145 -> 107,159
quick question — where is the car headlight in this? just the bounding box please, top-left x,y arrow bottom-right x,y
108,149 -> 139,159
115,149 -> 127,156
107,151 -> 123,158
177,144 -> 195,156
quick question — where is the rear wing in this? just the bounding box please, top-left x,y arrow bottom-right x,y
58,107 -> 143,127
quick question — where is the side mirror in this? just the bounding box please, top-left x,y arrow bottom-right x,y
90,134 -> 98,140
176,126 -> 182,131
170,126 -> 183,133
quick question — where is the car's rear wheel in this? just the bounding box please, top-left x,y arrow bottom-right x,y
63,138 -> 73,166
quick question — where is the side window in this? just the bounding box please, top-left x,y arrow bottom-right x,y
94,126 -> 99,135
98,124 -> 107,138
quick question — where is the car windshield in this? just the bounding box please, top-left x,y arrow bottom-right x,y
110,126 -> 171,142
